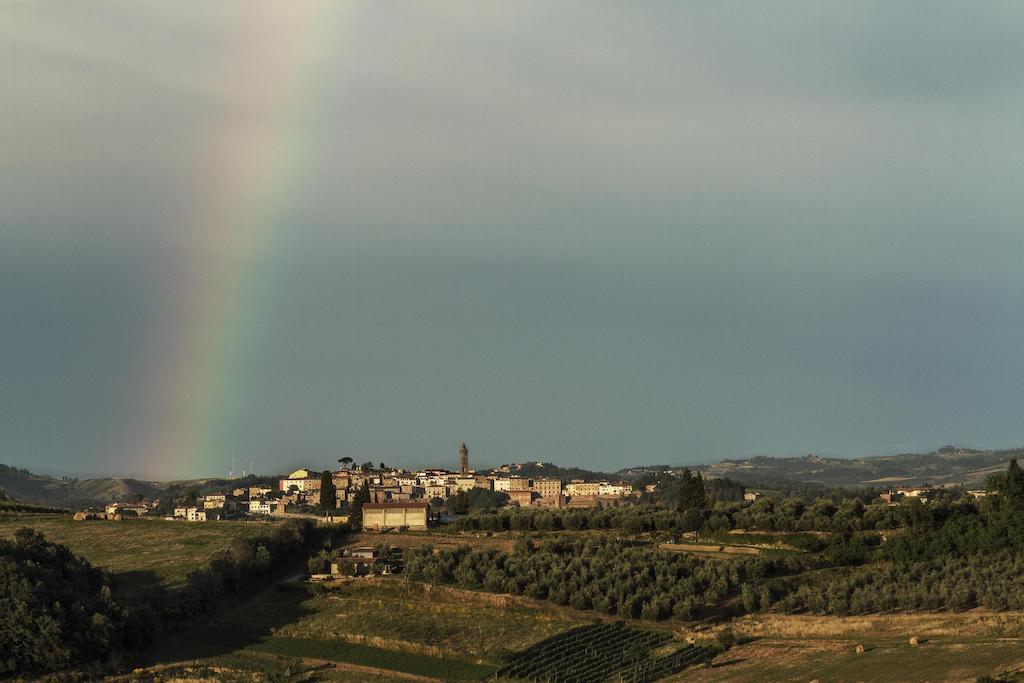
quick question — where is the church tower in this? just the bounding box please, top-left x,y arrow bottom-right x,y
459,441 -> 469,476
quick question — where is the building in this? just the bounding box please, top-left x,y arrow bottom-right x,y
531,478 -> 562,499
185,507 -> 218,522
598,483 -> 632,497
454,477 -> 477,493
459,441 -> 470,476
565,481 -> 601,496
743,491 -> 764,502
248,500 -> 273,515
280,468 -> 322,493
105,502 -> 149,517
425,484 -> 449,500
508,489 -> 536,507
362,501 -> 429,531
879,491 -> 904,505
495,476 -> 530,492
203,493 -> 228,510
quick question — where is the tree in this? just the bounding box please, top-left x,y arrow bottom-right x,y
320,470 -> 337,512
680,507 -> 704,533
0,529 -> 127,675
338,456 -> 353,470
348,481 -> 370,527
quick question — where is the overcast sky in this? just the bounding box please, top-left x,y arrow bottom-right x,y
3,1 -> 1024,479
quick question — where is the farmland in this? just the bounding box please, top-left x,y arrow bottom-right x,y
0,512 -> 272,590
496,622 -> 715,683
148,577 -> 588,674
675,611 -> 1024,682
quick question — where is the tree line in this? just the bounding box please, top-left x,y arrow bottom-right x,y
0,519 -> 317,676
403,537 -> 801,622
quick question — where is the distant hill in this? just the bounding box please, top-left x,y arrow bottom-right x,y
0,464 -> 161,509
0,464 -> 280,509
699,446 -> 1022,489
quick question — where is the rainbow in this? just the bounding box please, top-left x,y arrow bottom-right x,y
125,3 -> 349,479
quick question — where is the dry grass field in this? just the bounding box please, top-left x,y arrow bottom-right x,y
674,611 -> 1024,682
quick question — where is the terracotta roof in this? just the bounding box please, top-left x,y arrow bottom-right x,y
362,501 -> 429,510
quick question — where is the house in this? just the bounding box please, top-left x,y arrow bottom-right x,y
370,486 -> 402,503
185,507 -> 219,521
598,483 -> 632,496
105,502 -> 149,517
203,493 -> 229,510
897,487 -> 938,502
248,500 -> 273,515
879,491 -> 904,505
743,491 -> 764,503
565,481 -> 601,496
350,547 -> 378,559
424,484 -> 449,500
531,478 -> 562,499
508,489 -> 536,507
361,501 -> 429,531
279,469 -> 322,493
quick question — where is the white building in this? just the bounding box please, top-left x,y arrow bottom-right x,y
185,507 -> 208,522
248,500 -> 273,515
598,483 -> 632,496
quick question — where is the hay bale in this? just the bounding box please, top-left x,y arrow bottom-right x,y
855,643 -> 865,654
909,636 -> 919,646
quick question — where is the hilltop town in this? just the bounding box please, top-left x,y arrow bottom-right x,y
87,442 -> 640,529
82,443 -> 1003,535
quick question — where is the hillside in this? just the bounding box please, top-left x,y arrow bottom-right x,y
699,446 -> 1021,489
0,464 -> 160,508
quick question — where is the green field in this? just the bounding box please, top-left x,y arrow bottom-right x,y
252,637 -> 496,679
146,577 -> 589,680
273,580 -> 586,660
0,513 -> 272,589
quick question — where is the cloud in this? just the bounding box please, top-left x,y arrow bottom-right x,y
2,2 -> 1024,476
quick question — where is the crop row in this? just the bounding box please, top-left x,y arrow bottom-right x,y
495,623 -> 711,682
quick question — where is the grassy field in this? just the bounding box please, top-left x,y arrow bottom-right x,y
0,512 -> 272,589
675,612 -> 1024,682
272,579 -> 587,661
144,577 -> 590,680
251,637 -> 495,679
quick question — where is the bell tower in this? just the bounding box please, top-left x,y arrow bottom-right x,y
459,441 -> 469,476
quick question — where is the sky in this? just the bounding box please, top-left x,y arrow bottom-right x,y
3,1 -> 1024,480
